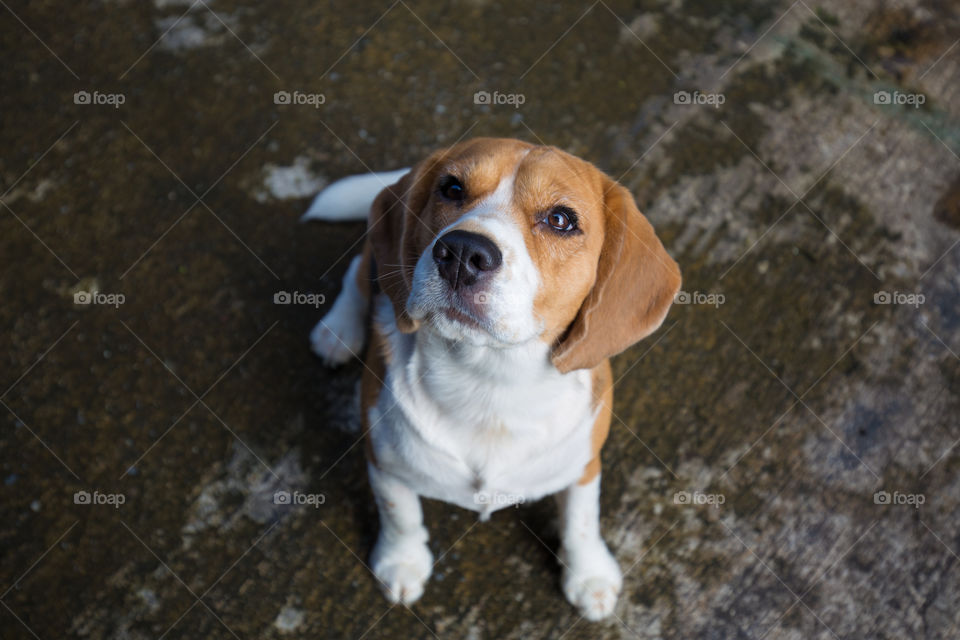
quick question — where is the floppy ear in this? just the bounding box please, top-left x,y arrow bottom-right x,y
551,178 -> 681,373
367,164 -> 434,333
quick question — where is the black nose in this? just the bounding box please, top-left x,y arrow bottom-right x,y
432,230 -> 502,290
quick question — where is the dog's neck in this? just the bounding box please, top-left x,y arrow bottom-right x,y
374,294 -> 590,431
414,325 -> 556,384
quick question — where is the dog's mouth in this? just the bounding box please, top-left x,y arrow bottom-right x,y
409,281 -> 525,343
411,289 -> 538,347
441,306 -> 485,330
422,291 -> 496,337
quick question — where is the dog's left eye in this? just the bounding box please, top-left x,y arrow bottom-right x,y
438,175 -> 465,202
544,206 -> 579,233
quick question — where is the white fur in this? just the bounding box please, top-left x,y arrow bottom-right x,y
310,164 -> 623,618
557,474 -> 623,620
369,294 -> 596,516
310,255 -> 367,364
301,168 -> 409,221
368,461 -> 433,604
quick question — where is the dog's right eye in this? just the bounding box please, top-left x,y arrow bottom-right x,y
438,175 -> 465,202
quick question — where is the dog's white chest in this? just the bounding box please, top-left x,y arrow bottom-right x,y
367,311 -> 597,517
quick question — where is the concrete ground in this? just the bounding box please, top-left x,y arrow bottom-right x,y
2,0 -> 959,638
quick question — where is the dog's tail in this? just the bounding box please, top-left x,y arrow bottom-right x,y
300,168 -> 410,222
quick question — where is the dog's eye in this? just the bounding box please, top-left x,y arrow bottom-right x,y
438,175 -> 465,202
545,206 -> 578,233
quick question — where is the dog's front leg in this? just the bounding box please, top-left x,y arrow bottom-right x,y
368,463 -> 434,604
556,474 -> 622,620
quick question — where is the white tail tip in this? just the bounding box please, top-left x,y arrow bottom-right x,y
301,168 -> 410,222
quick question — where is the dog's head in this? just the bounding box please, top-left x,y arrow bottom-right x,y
369,138 -> 681,373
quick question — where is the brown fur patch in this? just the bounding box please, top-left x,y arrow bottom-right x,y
579,359 -> 613,485
360,257 -> 391,468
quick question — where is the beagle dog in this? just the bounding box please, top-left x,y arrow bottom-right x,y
305,138 -> 681,620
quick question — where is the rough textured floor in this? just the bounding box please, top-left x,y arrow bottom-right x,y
2,1 -> 959,638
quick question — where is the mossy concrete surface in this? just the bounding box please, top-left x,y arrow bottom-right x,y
2,1 -> 959,638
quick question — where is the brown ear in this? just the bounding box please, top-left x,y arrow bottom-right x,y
367,164 -> 434,333
551,179 -> 681,373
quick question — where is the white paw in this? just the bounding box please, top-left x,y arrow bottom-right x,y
310,316 -> 363,365
561,544 -> 622,620
370,535 -> 433,605
564,575 -> 620,621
